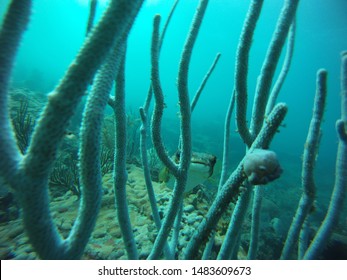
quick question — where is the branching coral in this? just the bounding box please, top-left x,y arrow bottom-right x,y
0,0 -> 345,262
11,98 -> 35,154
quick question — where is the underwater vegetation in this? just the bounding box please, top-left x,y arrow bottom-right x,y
0,0 -> 346,260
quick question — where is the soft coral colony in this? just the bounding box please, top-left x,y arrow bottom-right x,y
0,0 -> 346,260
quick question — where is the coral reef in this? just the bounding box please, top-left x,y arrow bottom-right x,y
0,0 -> 346,261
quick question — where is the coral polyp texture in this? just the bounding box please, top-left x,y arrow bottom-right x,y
243,149 -> 282,185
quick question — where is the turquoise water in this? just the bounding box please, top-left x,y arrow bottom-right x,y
4,0 -> 346,159
1,0 -> 347,259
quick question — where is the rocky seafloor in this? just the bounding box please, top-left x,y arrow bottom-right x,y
0,164 -> 234,260
2,163 -> 346,260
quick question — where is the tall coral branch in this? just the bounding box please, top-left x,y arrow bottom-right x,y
235,0 -> 264,147
250,0 -> 299,136
281,69 -> 327,259
139,0 -> 180,261
149,0 -> 209,259
150,15 -> 179,176
0,0 -> 144,259
113,47 -> 139,260
303,52 -> 347,259
0,0 -> 31,182
67,40 -> 128,259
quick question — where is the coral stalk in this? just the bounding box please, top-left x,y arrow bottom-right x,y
191,53 -> 221,113
139,1 -> 180,260
86,0 -> 98,35
303,52 -> 347,259
69,40 -> 128,260
280,69 -> 327,259
217,185 -> 252,259
265,19 -> 296,115
0,0 -> 31,182
250,0 -> 299,136
235,0 -> 264,147
0,0 -> 144,259
247,186 -> 264,259
149,0 -> 209,259
113,48 -> 139,260
150,15 -> 179,176
184,103 -> 288,259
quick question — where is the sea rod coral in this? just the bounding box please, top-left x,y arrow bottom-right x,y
0,0 -> 145,259
0,0 -> 346,260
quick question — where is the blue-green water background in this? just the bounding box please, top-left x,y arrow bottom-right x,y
1,0 -> 347,225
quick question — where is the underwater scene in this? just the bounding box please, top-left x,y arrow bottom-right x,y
0,0 -> 346,260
